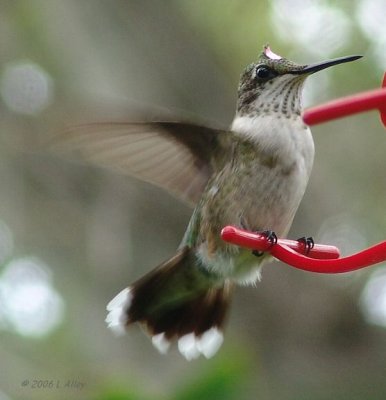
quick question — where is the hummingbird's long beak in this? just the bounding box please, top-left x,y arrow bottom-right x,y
292,55 -> 363,75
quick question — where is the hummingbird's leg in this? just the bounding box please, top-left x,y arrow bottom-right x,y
252,230 -> 278,257
297,236 -> 314,254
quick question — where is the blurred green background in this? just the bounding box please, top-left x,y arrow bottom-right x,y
0,1 -> 386,399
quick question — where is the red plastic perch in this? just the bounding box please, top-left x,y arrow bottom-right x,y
303,72 -> 386,128
221,226 -> 386,274
221,226 -> 339,259
270,240 -> 386,274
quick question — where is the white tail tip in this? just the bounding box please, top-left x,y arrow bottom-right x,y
106,288 -> 224,360
105,288 -> 132,336
177,328 -> 223,361
152,333 -> 171,354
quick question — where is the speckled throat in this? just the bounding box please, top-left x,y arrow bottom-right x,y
236,74 -> 306,118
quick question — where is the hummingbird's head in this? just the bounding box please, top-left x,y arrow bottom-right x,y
236,45 -> 362,117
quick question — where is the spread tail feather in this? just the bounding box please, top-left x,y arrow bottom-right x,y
106,247 -> 233,360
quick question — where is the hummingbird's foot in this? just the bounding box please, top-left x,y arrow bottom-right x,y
252,230 -> 278,257
262,230 -> 278,246
297,236 -> 314,254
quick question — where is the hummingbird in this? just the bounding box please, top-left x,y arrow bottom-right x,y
62,46 -> 361,360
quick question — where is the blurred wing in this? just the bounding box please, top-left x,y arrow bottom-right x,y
56,122 -> 229,205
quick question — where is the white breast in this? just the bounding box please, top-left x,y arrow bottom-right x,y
231,114 -> 314,174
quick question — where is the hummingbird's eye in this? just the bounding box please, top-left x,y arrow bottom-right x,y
254,66 -> 277,81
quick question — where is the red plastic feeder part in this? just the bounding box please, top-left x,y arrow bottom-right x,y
303,72 -> 386,128
221,226 -> 386,274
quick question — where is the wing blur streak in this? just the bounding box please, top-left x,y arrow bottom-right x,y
55,122 -> 229,205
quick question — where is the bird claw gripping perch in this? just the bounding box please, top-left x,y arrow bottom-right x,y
222,72 -> 386,273
252,230 -> 278,257
296,236 -> 315,254
260,230 -> 278,247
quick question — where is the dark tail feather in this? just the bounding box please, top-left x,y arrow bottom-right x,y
106,246 -> 233,360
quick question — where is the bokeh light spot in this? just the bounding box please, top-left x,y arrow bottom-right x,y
0,257 -> 65,337
270,0 -> 352,58
0,61 -> 53,115
356,0 -> 386,41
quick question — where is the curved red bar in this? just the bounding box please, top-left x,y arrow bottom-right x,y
221,226 -> 386,274
271,241 -> 386,274
303,72 -> 386,128
221,226 -> 340,259
303,88 -> 386,127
